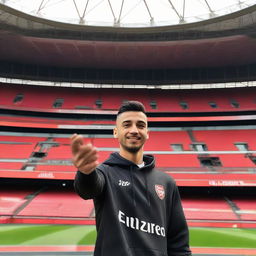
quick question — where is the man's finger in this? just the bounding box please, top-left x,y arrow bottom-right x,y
71,134 -> 84,155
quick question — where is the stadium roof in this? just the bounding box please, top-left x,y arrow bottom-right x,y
1,0 -> 255,27
0,1 -> 256,87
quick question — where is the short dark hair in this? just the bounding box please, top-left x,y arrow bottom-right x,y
117,101 -> 146,116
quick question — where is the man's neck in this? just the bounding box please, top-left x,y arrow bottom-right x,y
119,149 -> 143,165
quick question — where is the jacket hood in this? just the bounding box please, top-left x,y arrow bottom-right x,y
103,152 -> 155,170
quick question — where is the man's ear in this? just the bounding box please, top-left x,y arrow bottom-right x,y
113,127 -> 118,138
146,129 -> 149,139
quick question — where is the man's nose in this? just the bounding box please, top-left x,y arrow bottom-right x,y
130,124 -> 139,133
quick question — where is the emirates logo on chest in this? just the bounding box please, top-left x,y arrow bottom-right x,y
155,185 -> 165,200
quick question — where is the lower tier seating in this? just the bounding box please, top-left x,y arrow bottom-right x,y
1,188 -> 255,222
18,189 -> 94,218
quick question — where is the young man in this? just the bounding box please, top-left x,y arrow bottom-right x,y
71,101 -> 191,256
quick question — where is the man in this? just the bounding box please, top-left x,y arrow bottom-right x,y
71,101 -> 191,256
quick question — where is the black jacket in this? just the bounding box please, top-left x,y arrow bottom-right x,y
74,152 -> 191,256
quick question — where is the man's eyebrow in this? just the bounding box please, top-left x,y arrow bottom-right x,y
137,120 -> 146,125
121,120 -> 146,124
122,120 -> 132,124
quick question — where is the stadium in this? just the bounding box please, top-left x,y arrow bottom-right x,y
0,0 -> 256,255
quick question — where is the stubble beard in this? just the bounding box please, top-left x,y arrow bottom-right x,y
121,139 -> 143,154
123,144 -> 142,153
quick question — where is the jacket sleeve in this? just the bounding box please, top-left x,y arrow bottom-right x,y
167,184 -> 192,256
74,169 -> 105,200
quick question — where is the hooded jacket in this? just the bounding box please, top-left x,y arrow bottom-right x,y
74,152 -> 191,256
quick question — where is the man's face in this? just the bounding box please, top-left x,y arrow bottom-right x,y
114,111 -> 149,154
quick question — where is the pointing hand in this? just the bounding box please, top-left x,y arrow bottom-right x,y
70,134 -> 99,175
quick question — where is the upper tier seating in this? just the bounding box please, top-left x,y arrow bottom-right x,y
1,83 -> 256,112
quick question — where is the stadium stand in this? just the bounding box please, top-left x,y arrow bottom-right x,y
231,197 -> 256,221
193,130 -> 256,151
0,87 -> 256,226
0,144 -> 34,158
34,165 -> 76,172
1,183 -> 255,227
1,84 -> 256,112
182,196 -> 238,220
1,129 -> 256,177
18,189 -> 94,218
0,187 -> 34,216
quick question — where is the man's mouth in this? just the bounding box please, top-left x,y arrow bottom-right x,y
127,136 -> 140,140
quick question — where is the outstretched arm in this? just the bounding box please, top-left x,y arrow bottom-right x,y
71,134 -> 105,199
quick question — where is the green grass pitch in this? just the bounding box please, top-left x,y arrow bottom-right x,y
0,225 -> 255,248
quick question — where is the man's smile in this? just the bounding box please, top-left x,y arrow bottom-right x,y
127,136 -> 141,140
